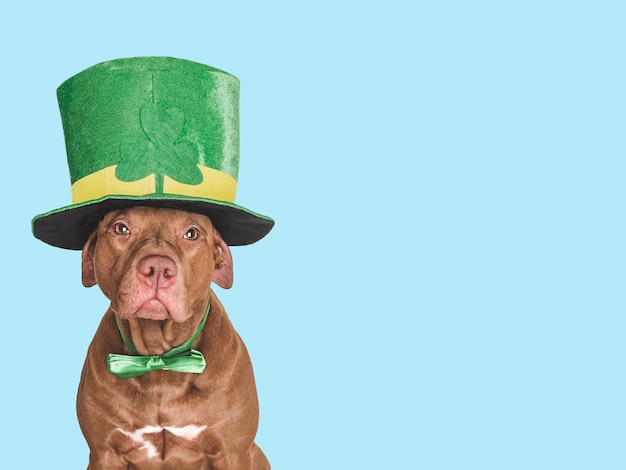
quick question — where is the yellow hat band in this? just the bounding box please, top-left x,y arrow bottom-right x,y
71,165 -> 238,204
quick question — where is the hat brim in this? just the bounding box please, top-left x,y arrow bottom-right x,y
32,194 -> 274,250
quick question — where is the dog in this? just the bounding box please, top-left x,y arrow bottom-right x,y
77,205 -> 270,469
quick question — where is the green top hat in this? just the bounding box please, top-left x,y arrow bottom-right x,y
32,57 -> 274,250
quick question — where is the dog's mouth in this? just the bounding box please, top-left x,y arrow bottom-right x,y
114,290 -> 188,322
133,299 -> 172,321
116,288 -> 184,321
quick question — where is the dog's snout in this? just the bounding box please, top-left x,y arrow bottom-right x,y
137,255 -> 177,288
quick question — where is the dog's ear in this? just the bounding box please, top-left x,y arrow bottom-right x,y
81,231 -> 98,288
212,229 -> 233,289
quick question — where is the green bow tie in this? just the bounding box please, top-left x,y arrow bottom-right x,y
108,304 -> 210,379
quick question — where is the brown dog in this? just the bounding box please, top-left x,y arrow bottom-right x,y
78,206 -> 270,469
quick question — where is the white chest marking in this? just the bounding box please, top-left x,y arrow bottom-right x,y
117,424 -> 207,459
164,424 -> 207,440
118,425 -> 162,458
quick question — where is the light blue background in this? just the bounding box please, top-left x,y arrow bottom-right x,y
1,1 -> 624,468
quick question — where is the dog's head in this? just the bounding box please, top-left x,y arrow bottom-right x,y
81,206 -> 232,323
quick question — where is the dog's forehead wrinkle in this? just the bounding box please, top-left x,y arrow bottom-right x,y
100,208 -> 133,225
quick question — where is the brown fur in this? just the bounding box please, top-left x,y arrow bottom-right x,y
78,207 -> 269,469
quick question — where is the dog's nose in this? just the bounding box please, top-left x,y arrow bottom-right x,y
137,256 -> 177,288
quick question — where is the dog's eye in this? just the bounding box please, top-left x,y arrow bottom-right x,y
112,223 -> 130,235
183,228 -> 200,240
